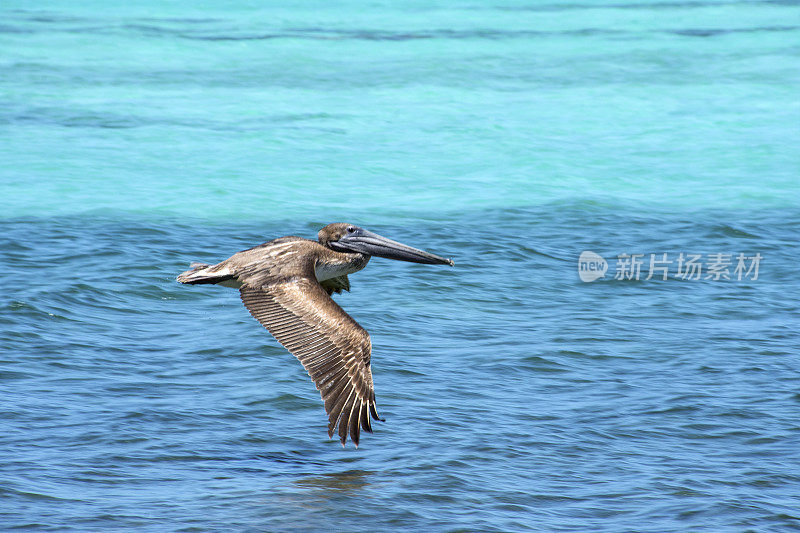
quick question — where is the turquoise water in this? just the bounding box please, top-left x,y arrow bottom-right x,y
2,1 -> 799,531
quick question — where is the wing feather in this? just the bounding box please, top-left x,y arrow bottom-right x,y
239,277 -> 382,447
361,402 -> 372,433
349,399 -> 362,445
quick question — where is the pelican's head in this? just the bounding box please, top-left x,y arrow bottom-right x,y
318,223 -> 454,266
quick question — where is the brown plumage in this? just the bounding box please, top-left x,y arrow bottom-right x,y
177,223 -> 453,447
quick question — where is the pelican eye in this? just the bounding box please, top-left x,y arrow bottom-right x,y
346,226 -> 356,233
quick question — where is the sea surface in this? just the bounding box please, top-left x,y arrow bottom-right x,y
1,0 -> 799,531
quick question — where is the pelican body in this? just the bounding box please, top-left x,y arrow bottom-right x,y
177,223 -> 453,447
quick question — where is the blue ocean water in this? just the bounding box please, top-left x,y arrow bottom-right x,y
1,0 -> 799,531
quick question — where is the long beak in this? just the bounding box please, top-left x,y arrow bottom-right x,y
331,229 -> 454,266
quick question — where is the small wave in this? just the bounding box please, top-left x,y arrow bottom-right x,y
179,27 -> 623,42
498,1 -> 746,12
668,25 -> 798,37
0,486 -> 83,502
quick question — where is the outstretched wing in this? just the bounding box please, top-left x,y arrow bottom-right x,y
239,278 -> 382,447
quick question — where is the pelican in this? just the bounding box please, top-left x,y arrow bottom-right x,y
177,223 -> 453,447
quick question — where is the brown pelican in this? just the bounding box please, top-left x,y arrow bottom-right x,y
177,223 -> 453,447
